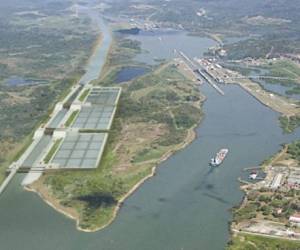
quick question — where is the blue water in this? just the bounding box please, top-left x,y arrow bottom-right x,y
115,67 -> 149,83
0,83 -> 299,250
129,31 -> 216,65
249,68 -> 300,100
4,76 -> 47,86
0,14 -> 300,250
79,12 -> 112,85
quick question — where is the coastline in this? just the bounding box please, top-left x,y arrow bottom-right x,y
228,148 -> 281,237
26,117 -> 201,232
23,17 -> 207,233
227,144 -> 300,248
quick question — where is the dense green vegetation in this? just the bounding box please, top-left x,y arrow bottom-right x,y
120,66 -> 202,146
228,233 -> 300,250
106,37 -> 142,67
233,188 -> 300,224
279,116 -> 300,133
0,1 -> 96,81
108,0 -> 300,59
0,1 -> 97,183
287,140 -> 300,161
174,104 -> 202,129
234,202 -> 258,222
225,37 -> 300,60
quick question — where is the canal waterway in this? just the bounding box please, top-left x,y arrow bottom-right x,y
1,15 -> 300,250
79,10 -> 112,85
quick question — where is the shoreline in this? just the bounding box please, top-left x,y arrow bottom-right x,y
227,145 -> 300,246
26,118 -> 201,232
235,82 -> 295,116
23,18 -> 207,233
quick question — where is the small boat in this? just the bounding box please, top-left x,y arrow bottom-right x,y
249,171 -> 258,180
210,148 -> 228,167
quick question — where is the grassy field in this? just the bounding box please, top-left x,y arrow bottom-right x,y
265,60 -> 300,84
227,233 -> 300,250
228,233 -> 300,250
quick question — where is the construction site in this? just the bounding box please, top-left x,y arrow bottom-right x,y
1,85 -> 121,189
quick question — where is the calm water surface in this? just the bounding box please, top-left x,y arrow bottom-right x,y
4,76 -> 48,86
1,22 -> 300,250
129,31 -> 215,65
249,69 -> 300,100
115,66 -> 149,83
79,10 -> 112,84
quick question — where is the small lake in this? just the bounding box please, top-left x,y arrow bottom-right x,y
248,68 -> 300,100
4,76 -> 47,86
115,66 -> 149,83
223,63 -> 300,100
257,79 -> 300,99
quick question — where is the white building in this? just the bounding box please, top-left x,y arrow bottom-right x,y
289,213 -> 300,225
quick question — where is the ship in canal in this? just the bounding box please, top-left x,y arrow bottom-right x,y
210,148 -> 228,167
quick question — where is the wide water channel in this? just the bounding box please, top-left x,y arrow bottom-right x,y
78,7 -> 112,84
1,20 -> 300,250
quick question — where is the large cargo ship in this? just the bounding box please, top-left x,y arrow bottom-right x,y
210,148 -> 228,167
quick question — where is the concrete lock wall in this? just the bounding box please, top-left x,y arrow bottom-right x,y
70,103 -> 82,111
53,130 -> 66,139
34,128 -> 45,140
54,103 -> 63,112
